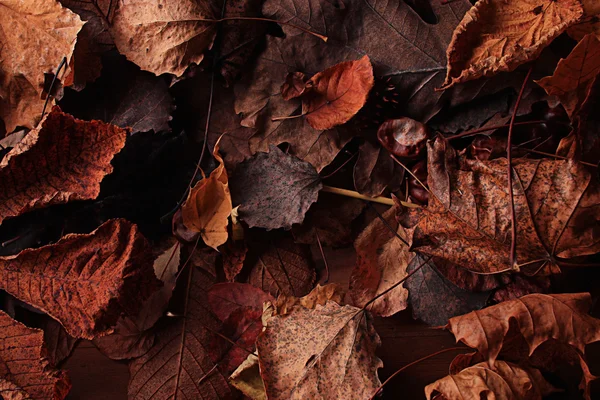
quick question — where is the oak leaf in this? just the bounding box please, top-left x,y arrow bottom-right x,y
110,0 -> 216,77
425,360 -> 556,400
0,311 -> 71,400
441,0 -> 584,89
399,137 -> 600,274
536,34 -> 600,117
256,301 -> 382,400
0,0 -> 84,132
230,146 -> 322,230
0,107 -> 127,224
302,56 -> 374,130
182,140 -> 232,250
0,219 -> 160,339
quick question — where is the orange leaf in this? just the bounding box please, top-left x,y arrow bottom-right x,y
441,0 -> 583,89
0,311 -> 71,400
303,55 -> 374,130
182,140 -> 232,250
0,0 -> 84,131
0,219 -> 160,339
536,34 -> 600,117
568,0 -> 600,41
0,107 -> 127,224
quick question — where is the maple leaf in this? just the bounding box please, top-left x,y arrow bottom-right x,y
399,136 -> 600,275
301,55 -> 374,130
441,0 -> 584,89
247,236 -> 316,298
257,301 -> 382,399
0,107 -> 127,224
60,53 -> 174,134
182,140 -> 232,250
230,146 -> 322,230
425,360 -> 556,400
568,0 -> 600,41
0,311 -> 71,400
0,0 -> 84,132
536,33 -> 600,117
0,219 -> 160,339
110,0 -> 216,77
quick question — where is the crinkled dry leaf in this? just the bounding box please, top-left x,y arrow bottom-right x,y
110,0 -> 217,77
0,219 -> 160,339
230,146 -> 322,230
256,301 -> 382,400
274,283 -> 344,316
0,0 -> 84,132
425,360 -> 556,400
568,0 -> 600,41
230,354 -> 266,400
0,311 -> 71,400
182,140 -> 232,250
446,293 -> 600,371
399,137 -> 600,274
0,107 -> 127,224
302,56 -> 374,130
441,0 -> 584,89
281,72 -> 307,101
221,239 -> 247,281
536,34 -> 600,117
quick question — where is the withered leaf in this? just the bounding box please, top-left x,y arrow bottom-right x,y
536,34 -> 600,117
230,354 -> 266,400
208,282 -> 274,322
0,219 -> 160,339
41,317 -> 77,366
400,137 -> 600,274
256,302 -> 382,400
110,0 -> 216,77
446,293 -> 600,375
302,56 -> 374,130
273,283 -> 344,316
568,0 -> 600,41
441,0 -> 584,89
0,0 -> 84,132
0,311 -> 71,400
563,75 -> 600,164
221,239 -> 247,281
353,140 -> 404,197
182,140 -> 232,250
247,237 -> 316,298
230,146 -> 322,230
425,360 -> 556,400
128,267 -> 233,400
0,107 -> 127,224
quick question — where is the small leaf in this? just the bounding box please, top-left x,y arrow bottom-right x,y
208,282 -> 274,322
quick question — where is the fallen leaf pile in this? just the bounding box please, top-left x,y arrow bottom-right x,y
0,0 -> 599,399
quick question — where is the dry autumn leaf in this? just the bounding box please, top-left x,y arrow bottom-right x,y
208,282 -> 274,322
0,218 -> 159,339
302,55 -> 374,130
536,33 -> 600,117
0,311 -> 71,400
441,0 -> 584,89
256,301 -> 382,400
399,137 -> 600,275
425,360 -> 556,400
0,107 -> 127,224
273,283 -> 344,316
0,0 -> 84,132
230,146 -> 322,230
182,139 -> 232,250
110,0 -> 217,77
568,0 -> 600,40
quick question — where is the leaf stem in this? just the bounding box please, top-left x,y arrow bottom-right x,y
390,155 -> 430,193
446,120 -> 547,140
516,147 -> 597,168
315,230 -> 330,283
507,66 -> 533,270
41,57 -> 67,119
321,185 -> 418,208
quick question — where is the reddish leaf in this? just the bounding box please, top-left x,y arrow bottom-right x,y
208,282 -> 274,322
353,140 -> 404,197
41,317 -> 78,366
568,0 -> 600,41
0,107 -> 127,224
220,239 -> 247,282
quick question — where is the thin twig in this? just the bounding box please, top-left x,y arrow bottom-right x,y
41,57 -> 67,118
445,120 -> 547,141
516,147 -> 597,168
320,152 -> 358,179
321,185 -> 419,208
315,230 -> 330,283
507,66 -> 533,269
390,155 -> 430,193
368,202 -> 409,247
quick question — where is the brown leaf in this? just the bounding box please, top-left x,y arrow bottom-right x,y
182,140 -> 232,250
110,0 -> 217,77
568,0 -> 600,41
446,293 -> 600,378
441,0 -> 584,89
256,302 -> 382,399
0,107 -> 127,224
536,34 -> 600,117
0,219 -> 160,339
492,275 -> 550,303
274,283 -> 344,316
353,140 -> 404,197
281,72 -> 307,101
349,206 -> 411,317
0,311 -> 71,400
128,267 -> 233,400
208,282 -> 274,322
230,354 -> 266,400
425,360 -> 556,400
221,239 -> 247,281
0,0 -> 84,132
302,56 -> 374,130
399,137 -> 600,274
247,237 -> 316,298
230,146 -> 322,230
41,317 -> 78,366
